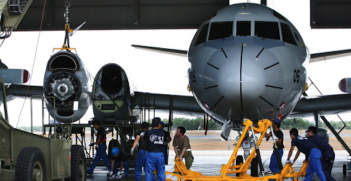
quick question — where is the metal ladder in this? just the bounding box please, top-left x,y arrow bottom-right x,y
306,77 -> 351,156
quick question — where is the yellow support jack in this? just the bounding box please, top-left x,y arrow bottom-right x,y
165,119 -> 309,181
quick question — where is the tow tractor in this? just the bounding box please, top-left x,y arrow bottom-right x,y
166,119 -> 309,181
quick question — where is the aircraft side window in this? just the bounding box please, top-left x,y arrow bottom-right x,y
281,23 -> 297,46
195,23 -> 209,46
294,32 -> 300,41
208,21 -> 233,41
236,21 -> 251,36
255,21 -> 280,40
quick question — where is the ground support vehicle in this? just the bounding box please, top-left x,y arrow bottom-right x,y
0,80 -> 86,181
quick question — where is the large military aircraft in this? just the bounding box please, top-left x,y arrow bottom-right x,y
131,3 -> 351,139
5,3 -> 351,142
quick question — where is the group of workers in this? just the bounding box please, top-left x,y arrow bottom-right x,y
86,117 -> 335,181
86,117 -> 193,181
132,117 -> 193,181
267,118 -> 335,181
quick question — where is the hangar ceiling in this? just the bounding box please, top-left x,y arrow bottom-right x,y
311,0 -> 351,28
16,0 -> 229,31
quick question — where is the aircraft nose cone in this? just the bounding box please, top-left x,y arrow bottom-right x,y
203,44 -> 283,119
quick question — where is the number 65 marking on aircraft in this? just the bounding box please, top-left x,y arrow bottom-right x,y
293,69 -> 300,83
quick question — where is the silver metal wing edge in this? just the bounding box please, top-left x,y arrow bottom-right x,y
311,49 -> 351,62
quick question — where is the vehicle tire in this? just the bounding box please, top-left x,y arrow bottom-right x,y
15,147 -> 46,181
66,145 -> 86,181
236,155 -> 244,176
343,164 -> 347,175
251,157 -> 259,177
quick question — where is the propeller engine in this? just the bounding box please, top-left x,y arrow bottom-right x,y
43,51 -> 90,123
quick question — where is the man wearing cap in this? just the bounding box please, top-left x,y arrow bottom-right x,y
160,121 -> 172,165
287,128 -> 327,181
173,126 -> 193,170
306,126 -> 335,181
144,117 -> 165,181
88,120 -> 111,175
265,118 -> 284,174
108,147 -> 130,179
131,122 -> 149,181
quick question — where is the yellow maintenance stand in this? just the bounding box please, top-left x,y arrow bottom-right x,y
165,119 -> 309,181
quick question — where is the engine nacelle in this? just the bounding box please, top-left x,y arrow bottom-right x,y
92,63 -> 132,123
43,51 -> 90,123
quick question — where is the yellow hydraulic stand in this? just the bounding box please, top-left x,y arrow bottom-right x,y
165,119 -> 309,181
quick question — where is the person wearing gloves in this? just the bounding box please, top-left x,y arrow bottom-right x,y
287,128 -> 327,181
265,118 -> 284,174
87,120 -> 111,175
131,122 -> 149,181
108,147 -> 129,179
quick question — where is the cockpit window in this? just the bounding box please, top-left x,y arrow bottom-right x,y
281,23 -> 297,46
255,21 -> 280,40
208,21 -> 233,40
195,23 -> 209,46
237,21 -> 251,36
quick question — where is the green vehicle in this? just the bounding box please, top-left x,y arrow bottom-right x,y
0,79 -> 86,181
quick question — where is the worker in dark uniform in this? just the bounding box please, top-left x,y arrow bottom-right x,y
131,122 -> 149,181
306,126 -> 336,181
87,120 -> 111,175
265,118 -> 284,173
160,121 -> 172,165
144,117 -> 165,181
287,128 -> 327,181
108,147 -> 129,179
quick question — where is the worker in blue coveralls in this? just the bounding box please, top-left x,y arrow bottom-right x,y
306,126 -> 336,181
130,122 -> 149,181
160,121 -> 172,165
87,120 -> 111,175
107,147 -> 130,179
265,118 -> 284,174
144,117 -> 165,181
287,128 -> 327,181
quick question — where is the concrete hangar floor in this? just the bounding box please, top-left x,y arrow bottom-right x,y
85,150 -> 351,181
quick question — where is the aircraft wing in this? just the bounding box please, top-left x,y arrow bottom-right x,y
310,49 -> 351,62
130,92 -> 204,117
289,93 -> 351,118
6,84 -> 43,98
131,44 -> 188,57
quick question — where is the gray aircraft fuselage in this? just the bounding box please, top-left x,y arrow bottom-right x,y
188,3 -> 308,123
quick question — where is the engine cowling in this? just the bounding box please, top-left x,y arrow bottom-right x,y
43,51 -> 90,123
92,63 -> 132,123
